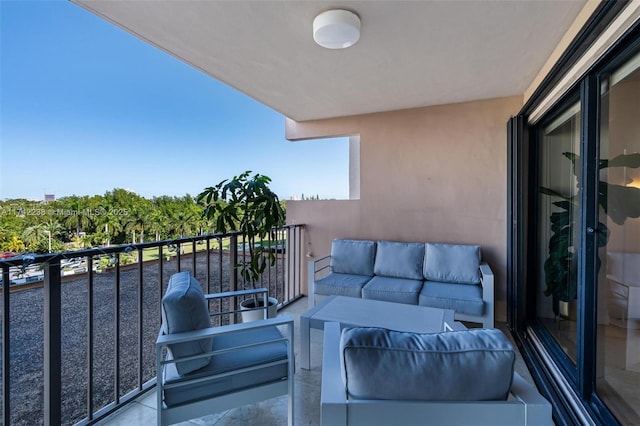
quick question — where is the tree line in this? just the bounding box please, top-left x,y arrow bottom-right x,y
0,188 -> 286,254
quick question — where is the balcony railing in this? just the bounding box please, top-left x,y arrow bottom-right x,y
0,224 -> 304,425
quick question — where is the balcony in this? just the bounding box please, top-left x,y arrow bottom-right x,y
1,224 -> 539,425
1,223 -> 539,426
0,226 -> 304,425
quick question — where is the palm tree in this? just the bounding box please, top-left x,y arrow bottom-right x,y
61,195 -> 91,238
147,208 -> 166,241
22,223 -> 47,251
94,208 -> 123,246
168,210 -> 196,239
125,206 -> 148,243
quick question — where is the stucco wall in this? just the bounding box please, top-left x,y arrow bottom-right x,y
285,95 -> 522,322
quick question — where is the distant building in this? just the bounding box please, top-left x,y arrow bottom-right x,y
44,194 -> 55,202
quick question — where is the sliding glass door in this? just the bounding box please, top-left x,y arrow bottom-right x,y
510,19 -> 640,423
595,51 -> 640,425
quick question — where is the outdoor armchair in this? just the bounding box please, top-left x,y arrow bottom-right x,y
321,322 -> 552,426
156,272 -> 294,426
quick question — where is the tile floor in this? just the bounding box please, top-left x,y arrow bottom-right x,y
97,297 -> 534,425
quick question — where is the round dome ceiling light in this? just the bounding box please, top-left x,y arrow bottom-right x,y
313,9 -> 361,49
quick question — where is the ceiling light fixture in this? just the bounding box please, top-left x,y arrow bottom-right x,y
313,9 -> 360,49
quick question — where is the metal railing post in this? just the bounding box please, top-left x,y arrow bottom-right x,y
229,234 -> 238,324
86,256 -> 95,421
44,259 -> 62,426
2,266 -> 11,426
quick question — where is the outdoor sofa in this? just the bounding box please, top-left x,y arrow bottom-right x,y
308,239 -> 494,328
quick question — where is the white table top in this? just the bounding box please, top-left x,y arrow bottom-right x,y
303,296 -> 459,333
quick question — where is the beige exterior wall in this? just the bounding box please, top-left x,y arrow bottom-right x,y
286,95 -> 523,322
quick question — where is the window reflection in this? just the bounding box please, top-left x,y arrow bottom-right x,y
536,101 -> 581,364
597,51 -> 640,424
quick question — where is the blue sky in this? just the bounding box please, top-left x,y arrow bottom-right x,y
0,0 -> 349,201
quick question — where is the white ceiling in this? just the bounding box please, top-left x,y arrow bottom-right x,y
72,0 -> 587,122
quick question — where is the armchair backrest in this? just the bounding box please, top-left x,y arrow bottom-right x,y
161,271 -> 212,374
340,327 -> 515,401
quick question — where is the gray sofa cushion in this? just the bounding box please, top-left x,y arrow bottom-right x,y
315,273 -> 371,298
161,272 -> 212,375
330,239 -> 376,276
424,243 -> 481,284
362,276 -> 422,305
340,327 -> 515,401
419,281 -> 484,316
163,325 -> 288,407
374,241 -> 425,280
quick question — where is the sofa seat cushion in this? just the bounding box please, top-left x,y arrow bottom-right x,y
315,272 -> 372,298
362,276 -> 423,305
161,272 -> 212,375
419,281 -> 484,316
424,243 -> 481,284
330,239 -> 376,276
339,327 -> 515,401
374,241 -> 425,280
163,325 -> 288,407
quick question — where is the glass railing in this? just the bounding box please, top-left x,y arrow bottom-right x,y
0,224 -> 304,425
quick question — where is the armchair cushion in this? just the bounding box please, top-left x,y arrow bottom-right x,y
330,239 -> 376,276
374,241 -> 424,280
161,272 -> 212,375
423,243 -> 481,284
162,325 -> 288,407
339,327 -> 515,401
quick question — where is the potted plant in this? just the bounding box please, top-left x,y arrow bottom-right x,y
541,152 -> 640,318
197,171 -> 285,321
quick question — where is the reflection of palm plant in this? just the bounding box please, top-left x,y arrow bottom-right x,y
541,152 -> 640,303
197,171 -> 285,299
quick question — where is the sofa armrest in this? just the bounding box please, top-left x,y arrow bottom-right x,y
308,254 -> 331,308
479,263 -> 495,328
321,322 -> 348,426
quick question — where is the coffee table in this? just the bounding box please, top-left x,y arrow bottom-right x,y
300,295 -> 464,370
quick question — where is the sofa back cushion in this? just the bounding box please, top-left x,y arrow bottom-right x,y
374,241 -> 424,280
161,272 -> 212,375
423,243 -> 481,284
330,239 -> 376,276
340,327 -> 515,401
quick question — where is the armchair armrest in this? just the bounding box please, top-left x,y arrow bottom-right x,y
308,254 -> 331,308
157,315 -> 295,374
204,288 -> 268,301
204,288 -> 270,318
510,373 -> 553,425
157,314 -> 293,346
321,322 -> 348,425
479,263 -> 495,328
